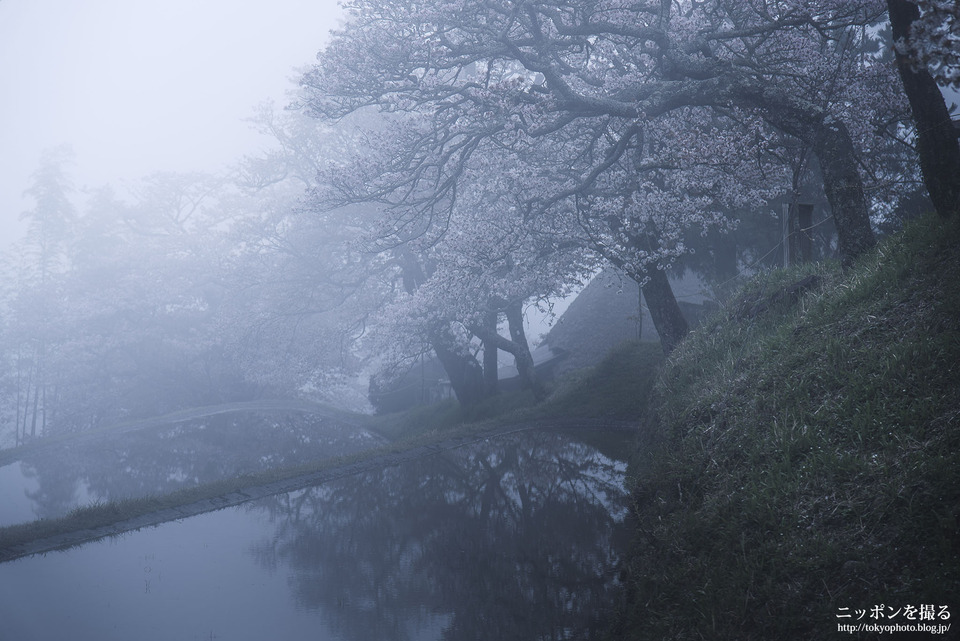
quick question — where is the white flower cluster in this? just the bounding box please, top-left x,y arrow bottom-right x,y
900,0 -> 960,87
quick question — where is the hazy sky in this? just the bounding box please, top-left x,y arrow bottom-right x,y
0,0 -> 344,247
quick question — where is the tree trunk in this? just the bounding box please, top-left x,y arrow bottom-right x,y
504,299 -> 545,401
888,0 -> 960,219
396,249 -> 486,407
732,81 -> 876,264
15,345 -> 23,447
811,118 -> 877,265
20,376 -> 31,443
797,203 -> 814,263
30,382 -> 40,439
639,267 -> 689,355
41,382 -> 47,436
431,330 -> 486,408
636,287 -> 644,341
471,312 -> 545,402
596,242 -> 689,353
481,310 -> 499,396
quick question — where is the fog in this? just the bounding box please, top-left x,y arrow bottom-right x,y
0,0 -> 343,247
0,2 -> 955,638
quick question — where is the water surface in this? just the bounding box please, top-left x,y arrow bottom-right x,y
1,428 -> 631,640
0,411 -> 383,527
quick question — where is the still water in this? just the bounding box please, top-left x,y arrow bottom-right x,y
0,428 -> 631,640
0,411 -> 385,527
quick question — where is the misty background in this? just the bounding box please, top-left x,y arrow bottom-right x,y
0,2 -> 958,638
0,0 -> 343,247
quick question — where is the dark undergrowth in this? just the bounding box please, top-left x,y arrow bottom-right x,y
610,213 -> 960,640
366,339 -> 663,441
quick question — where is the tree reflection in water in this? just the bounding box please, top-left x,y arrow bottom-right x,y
17,412 -> 382,521
250,430 -> 630,641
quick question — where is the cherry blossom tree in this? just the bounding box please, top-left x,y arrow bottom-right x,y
299,0 -> 907,354
306,108 -> 596,402
888,0 -> 960,218
371,191 -> 590,401
891,0 -> 960,88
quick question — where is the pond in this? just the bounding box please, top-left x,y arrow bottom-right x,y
0,411 -> 385,527
0,427 -> 632,641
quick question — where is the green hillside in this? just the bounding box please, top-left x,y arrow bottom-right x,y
615,214 -> 960,639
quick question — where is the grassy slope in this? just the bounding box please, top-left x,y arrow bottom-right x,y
615,214 -> 960,639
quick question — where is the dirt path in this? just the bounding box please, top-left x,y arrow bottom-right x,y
0,418 -> 636,564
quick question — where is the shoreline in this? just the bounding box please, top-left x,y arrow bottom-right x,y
0,417 -> 636,564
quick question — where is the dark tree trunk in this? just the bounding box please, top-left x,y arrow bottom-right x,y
432,333 -> 486,407
888,0 -> 960,219
504,299 -> 545,401
20,376 -> 31,443
731,81 -> 876,264
636,287 -> 644,341
471,301 -> 545,401
396,249 -> 486,407
595,238 -> 689,354
481,310 -> 499,396
639,267 -> 689,355
15,345 -> 22,447
591,216 -> 690,353
797,203 -> 814,263
811,119 -> 877,264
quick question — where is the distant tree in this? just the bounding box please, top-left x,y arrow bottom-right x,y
0,165 -> 266,437
224,107 -> 387,408
12,146 -> 76,439
221,198 -> 383,408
